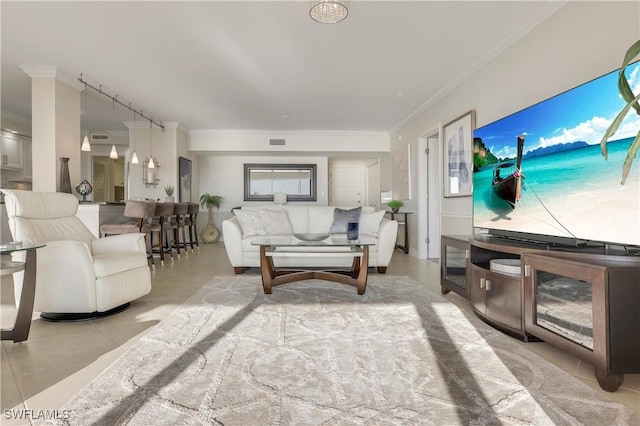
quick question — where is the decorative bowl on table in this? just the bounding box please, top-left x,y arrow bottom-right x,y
294,233 -> 329,241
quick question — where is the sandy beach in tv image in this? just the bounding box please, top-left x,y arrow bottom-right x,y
473,61 -> 640,247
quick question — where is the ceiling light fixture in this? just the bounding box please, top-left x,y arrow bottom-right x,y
77,74 -> 164,131
148,119 -> 155,170
310,0 -> 348,24
81,84 -> 91,151
131,108 -> 139,164
81,134 -> 91,152
109,99 -> 118,159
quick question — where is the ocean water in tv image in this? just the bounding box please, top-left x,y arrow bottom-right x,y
473,137 -> 640,246
472,61 -> 640,247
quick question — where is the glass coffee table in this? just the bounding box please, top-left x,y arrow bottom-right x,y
1,242 -> 45,343
251,235 -> 377,295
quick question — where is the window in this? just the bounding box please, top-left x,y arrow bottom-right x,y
244,164 -> 317,202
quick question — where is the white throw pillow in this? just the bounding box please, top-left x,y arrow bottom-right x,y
359,210 -> 385,236
234,209 -> 266,237
259,208 -> 293,235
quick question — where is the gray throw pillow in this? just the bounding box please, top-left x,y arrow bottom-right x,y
329,207 -> 361,233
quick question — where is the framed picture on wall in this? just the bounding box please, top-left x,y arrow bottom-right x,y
391,144 -> 411,200
179,156 -> 192,202
443,110 -> 475,197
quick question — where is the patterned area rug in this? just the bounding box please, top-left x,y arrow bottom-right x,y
56,276 -> 638,425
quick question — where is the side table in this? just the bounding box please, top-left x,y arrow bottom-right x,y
1,242 -> 44,343
386,211 -> 412,254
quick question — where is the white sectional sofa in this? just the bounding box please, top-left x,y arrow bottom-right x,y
222,205 -> 398,273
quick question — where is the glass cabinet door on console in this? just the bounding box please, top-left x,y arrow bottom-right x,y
523,253 -> 640,392
440,236 -> 470,299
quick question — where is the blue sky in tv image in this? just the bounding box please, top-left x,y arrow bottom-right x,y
475,61 -> 640,159
472,61 -> 640,248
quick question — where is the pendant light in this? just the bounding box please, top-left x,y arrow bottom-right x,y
81,134 -> 91,152
131,109 -> 139,164
148,119 -> 155,169
109,99 -> 118,159
81,84 -> 91,151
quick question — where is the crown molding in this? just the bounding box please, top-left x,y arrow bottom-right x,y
20,65 -> 85,91
391,1 -> 567,134
1,110 -> 30,125
188,129 -> 389,138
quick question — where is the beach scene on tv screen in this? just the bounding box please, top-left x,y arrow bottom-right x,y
473,62 -> 640,247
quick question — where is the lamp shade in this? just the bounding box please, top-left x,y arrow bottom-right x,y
81,135 -> 91,152
273,192 -> 288,205
109,144 -> 118,159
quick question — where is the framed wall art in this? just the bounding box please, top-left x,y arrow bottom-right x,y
178,156 -> 192,202
443,110 -> 475,197
391,144 -> 411,200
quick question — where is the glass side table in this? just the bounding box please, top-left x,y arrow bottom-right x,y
1,242 -> 45,343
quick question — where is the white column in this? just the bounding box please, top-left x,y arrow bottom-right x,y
21,66 -> 83,193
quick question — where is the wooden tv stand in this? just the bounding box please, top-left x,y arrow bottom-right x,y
464,234 -> 640,392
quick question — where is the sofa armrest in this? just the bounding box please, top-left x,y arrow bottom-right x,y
375,218 -> 399,267
91,233 -> 147,255
222,217 -> 244,267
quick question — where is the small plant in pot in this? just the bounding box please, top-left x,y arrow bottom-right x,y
164,185 -> 175,202
200,193 -> 224,243
387,199 -> 404,213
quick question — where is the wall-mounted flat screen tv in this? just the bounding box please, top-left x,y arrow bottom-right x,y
473,61 -> 640,248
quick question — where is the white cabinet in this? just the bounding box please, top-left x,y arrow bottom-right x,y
1,132 -> 24,170
22,139 -> 32,180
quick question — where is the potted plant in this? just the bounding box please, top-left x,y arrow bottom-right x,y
164,185 -> 175,202
199,193 -> 224,243
387,199 -> 404,213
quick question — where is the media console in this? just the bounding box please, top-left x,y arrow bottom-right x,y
441,234 -> 640,392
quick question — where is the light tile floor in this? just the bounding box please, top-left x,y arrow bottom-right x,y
1,243 -> 638,425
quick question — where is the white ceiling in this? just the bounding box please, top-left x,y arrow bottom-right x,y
1,1 -> 564,134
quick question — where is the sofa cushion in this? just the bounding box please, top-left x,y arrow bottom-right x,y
329,207 -> 361,234
308,207 -> 336,233
259,208 -> 293,235
234,209 -> 266,237
359,210 -> 386,236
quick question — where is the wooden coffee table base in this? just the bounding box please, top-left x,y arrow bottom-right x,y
259,245 -> 369,295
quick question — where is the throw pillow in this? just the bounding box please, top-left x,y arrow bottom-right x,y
259,208 -> 293,235
234,209 -> 266,237
359,210 -> 385,236
329,207 -> 362,234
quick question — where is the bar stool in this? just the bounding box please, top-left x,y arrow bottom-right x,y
170,202 -> 189,257
99,200 -> 156,267
149,202 -> 174,266
185,203 -> 200,251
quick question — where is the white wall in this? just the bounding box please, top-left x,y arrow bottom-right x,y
392,1 -> 640,248
198,155 -> 329,233
189,130 -> 389,153
177,126 -> 198,204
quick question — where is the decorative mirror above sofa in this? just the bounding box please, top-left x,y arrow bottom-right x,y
244,163 -> 317,202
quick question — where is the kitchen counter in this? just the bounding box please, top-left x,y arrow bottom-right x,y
76,203 -> 127,238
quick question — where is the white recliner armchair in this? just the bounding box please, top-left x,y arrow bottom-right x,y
2,189 -> 152,320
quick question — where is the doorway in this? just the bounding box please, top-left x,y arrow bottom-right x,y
328,159 -> 364,207
92,156 -> 125,202
418,133 -> 441,259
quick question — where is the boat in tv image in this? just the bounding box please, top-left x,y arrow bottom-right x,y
473,61 -> 640,249
491,135 -> 525,209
